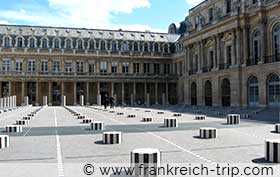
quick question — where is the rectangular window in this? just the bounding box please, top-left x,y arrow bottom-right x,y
15,60 -> 23,73
28,60 -> 36,72
122,62 -> 129,73
76,61 -> 84,74
65,61 -> 72,74
209,8 -> 214,22
52,61 -> 60,73
154,63 -> 160,74
100,62 -> 107,73
89,63 -> 95,74
209,51 -> 214,69
40,61 -> 48,73
111,62 -> 118,73
133,63 -> 140,73
2,59 -> 10,72
164,64 -> 170,74
144,63 -> 150,74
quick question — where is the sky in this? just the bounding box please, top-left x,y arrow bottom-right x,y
0,0 -> 204,33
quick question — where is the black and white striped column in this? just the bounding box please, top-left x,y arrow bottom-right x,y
74,113 -> 81,116
127,115 -> 136,118
157,112 -> 164,115
103,132 -> 122,144
77,115 -> 86,119
164,118 -> 178,128
82,118 -> 94,124
0,135 -> 9,149
265,139 -> 280,163
199,127 -> 217,139
6,125 -> 23,133
173,113 -> 182,117
16,120 -> 29,125
142,118 -> 153,122
109,110 -> 115,113
275,124 -> 280,133
195,115 -> 206,120
23,116 -> 33,120
227,114 -> 240,125
131,148 -> 161,177
117,112 -> 124,115
90,121 -> 104,131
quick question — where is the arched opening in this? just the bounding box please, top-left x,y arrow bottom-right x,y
221,78 -> 231,107
191,82 -> 197,106
248,76 -> 259,107
52,82 -> 61,106
27,82 -> 36,105
273,23 -> 280,60
267,74 -> 280,107
252,30 -> 260,65
205,80 -> 212,106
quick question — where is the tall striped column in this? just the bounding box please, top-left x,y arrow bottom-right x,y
80,95 -> 84,106
103,132 -> 122,144
227,114 -> 240,125
0,135 -> 9,149
131,148 -> 161,177
164,118 -> 178,128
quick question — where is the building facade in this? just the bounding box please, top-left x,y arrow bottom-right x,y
0,0 -> 280,107
171,0 -> 280,108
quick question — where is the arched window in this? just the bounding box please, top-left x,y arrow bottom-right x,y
128,41 -> 133,51
65,39 -> 72,49
252,30 -> 260,64
248,76 -> 259,106
77,39 -> 83,49
95,40 -> 100,49
4,36 -> 10,47
273,24 -> 280,59
111,41 -> 117,51
226,0 -> 232,13
205,80 -> 212,106
30,38 -> 35,48
221,78 -> 231,107
191,82 -> 197,106
267,74 -> 280,107
121,42 -> 128,51
42,38 -> 48,48
17,37 -> 24,48
164,44 -> 169,53
54,38 -> 60,48
155,43 -> 159,52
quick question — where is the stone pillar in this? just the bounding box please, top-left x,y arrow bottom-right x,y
259,23 -> 266,64
8,81 -> 11,96
130,94 -> 134,106
162,93 -> 166,106
121,83 -> 125,105
61,95 -> 66,106
259,77 -> 267,107
36,82 -> 39,106
216,34 -> 221,69
146,93 -> 150,107
24,96 -> 29,106
111,83 -> 114,97
61,82 -> 64,98
155,83 -> 158,104
86,82 -> 89,105
144,83 -> 147,105
232,29 -> 237,66
243,27 -> 249,65
73,82 -> 77,105
80,95 -> 84,106
166,83 -> 169,105
212,77 -> 220,107
236,28 -> 241,66
48,81 -> 52,106
133,83 -> 136,105
43,96 -> 48,106
97,82 -> 101,106
21,82 -> 25,105
198,41 -> 202,72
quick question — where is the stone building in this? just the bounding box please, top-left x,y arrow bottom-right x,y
170,0 -> 280,108
0,0 -> 279,108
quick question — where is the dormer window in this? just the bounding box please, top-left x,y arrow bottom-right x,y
4,37 -> 10,47
226,0 -> 232,13
30,38 -> 35,48
54,38 -> 60,48
77,39 -> 83,49
209,8 -> 214,22
17,37 -> 24,48
42,38 -> 48,48
66,39 -> 72,49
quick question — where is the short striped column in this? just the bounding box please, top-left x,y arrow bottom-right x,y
157,112 -> 164,114
242,113 -> 252,119
82,118 -> 93,124
265,139 -> 280,163
74,113 -> 81,116
227,114 -> 240,125
6,125 -> 23,133
77,115 -> 86,119
0,135 -> 9,149
199,127 -> 217,139
127,115 -> 136,118
164,118 -> 178,128
16,120 -> 29,125
145,110 -> 151,113
131,148 -> 161,177
117,112 -> 124,115
142,117 -> 153,122
109,110 -> 115,113
103,132 -> 122,144
90,121 -> 104,131
23,116 -> 33,120
195,115 -> 206,120
173,113 -> 182,117
275,124 -> 280,133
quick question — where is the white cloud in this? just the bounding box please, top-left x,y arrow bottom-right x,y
0,0 -> 166,32
185,0 -> 204,6
0,20 -> 9,24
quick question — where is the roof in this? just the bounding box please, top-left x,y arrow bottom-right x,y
0,24 -> 180,43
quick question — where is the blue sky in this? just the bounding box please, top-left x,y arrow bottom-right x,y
0,0 -> 203,32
